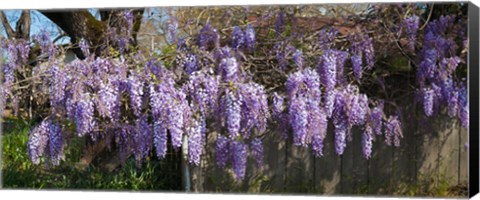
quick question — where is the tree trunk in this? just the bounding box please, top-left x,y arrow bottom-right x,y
40,9 -> 144,59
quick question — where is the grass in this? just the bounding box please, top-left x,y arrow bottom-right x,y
1,118 -> 182,190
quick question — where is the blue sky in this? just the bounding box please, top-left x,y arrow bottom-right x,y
1,10 -> 71,44
1,8 -> 167,46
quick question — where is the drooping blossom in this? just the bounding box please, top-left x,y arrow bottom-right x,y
250,138 -> 264,167
362,125 -> 373,159
216,135 -> 229,168
232,26 -> 245,49
232,140 -> 247,181
166,17 -> 179,44
403,15 -> 419,51
384,115 -> 403,147
154,121 -> 168,159
274,11 -> 285,37
27,120 -> 51,165
225,89 -> 242,139
319,49 -> 337,91
244,24 -> 256,51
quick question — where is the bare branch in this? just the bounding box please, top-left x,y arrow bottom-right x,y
0,11 -> 15,39
14,10 -> 31,39
22,10 -> 31,39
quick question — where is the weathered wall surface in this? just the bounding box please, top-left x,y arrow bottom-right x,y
194,102 -> 469,195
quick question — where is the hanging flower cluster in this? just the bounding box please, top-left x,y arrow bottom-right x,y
0,7 -> 467,183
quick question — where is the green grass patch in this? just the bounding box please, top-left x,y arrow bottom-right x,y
1,118 -> 182,191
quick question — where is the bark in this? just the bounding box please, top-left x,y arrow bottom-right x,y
40,11 -> 106,59
40,9 -> 144,59
15,11 -> 31,39
0,11 -> 15,39
0,10 -> 31,40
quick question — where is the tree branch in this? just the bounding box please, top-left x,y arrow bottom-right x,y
39,10 -> 107,59
39,9 -> 144,59
21,10 -> 31,39
14,10 -> 31,39
0,11 -> 15,39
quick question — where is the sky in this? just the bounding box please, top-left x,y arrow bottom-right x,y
1,10 -> 71,44
0,8 -> 167,46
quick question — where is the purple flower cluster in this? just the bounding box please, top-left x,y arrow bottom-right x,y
324,90 -> 336,118
458,84 -> 468,128
153,121 -> 168,159
166,17 -> 179,45
79,38 -> 90,57
198,22 -> 220,49
134,114 -> 153,161
319,28 -> 338,50
416,15 -> 467,126
403,15 -> 419,51
148,67 -> 190,151
274,42 -> 288,70
328,84 -> 371,154
332,90 -> 348,155
447,89 -> 459,118
348,93 -> 369,126
48,64 -> 67,108
244,24 -> 256,52
184,54 -> 199,75
362,35 -> 375,69
186,69 -> 220,115
188,117 -> 205,166
232,26 -> 245,49
167,90 -> 188,150
34,31 -> 57,58
362,125 -> 373,159
286,68 -> 326,147
48,121 -> 65,166
384,115 -> 403,147
293,49 -> 304,70
423,87 -> 435,117
2,63 -> 15,90
334,50 -> 349,86
351,54 -> 363,81
232,140 -> 247,181
369,101 -> 384,135
98,80 -> 120,121
1,39 -> 31,103
3,39 -> 30,65
311,129 -> 325,157
349,33 -> 375,79
272,92 -> 285,117
274,11 -> 286,37
225,89 -> 242,139
124,9 -> 134,32
27,120 -> 51,165
127,71 -> 144,117
75,93 -> 96,136
272,92 -> 290,140
237,82 -> 270,137
232,24 -> 256,52
219,57 -> 239,82
319,49 -> 337,91
250,138 -> 264,167
7,9 -> 467,183
216,135 -> 229,168
27,119 -> 65,166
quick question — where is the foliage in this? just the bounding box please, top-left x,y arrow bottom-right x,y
0,3 -> 469,186
1,118 -> 182,190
